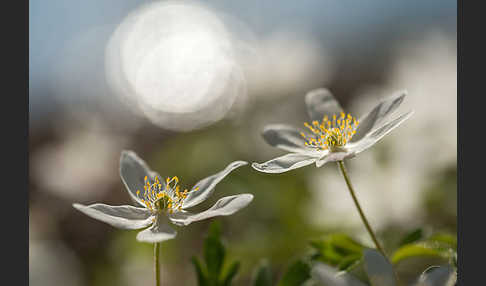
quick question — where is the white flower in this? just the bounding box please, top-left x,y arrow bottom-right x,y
252,88 -> 413,173
73,151 -> 253,243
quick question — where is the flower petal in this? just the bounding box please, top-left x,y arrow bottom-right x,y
352,90 -> 407,142
169,194 -> 253,226
182,161 -> 248,209
72,203 -> 153,229
262,124 -> 308,153
119,150 -> 162,207
305,88 -> 344,122
136,215 -> 177,243
311,263 -> 367,286
417,266 -> 456,286
252,153 -> 319,173
363,249 -> 397,286
349,110 -> 413,155
315,151 -> 355,167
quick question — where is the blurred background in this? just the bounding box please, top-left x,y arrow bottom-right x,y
29,0 -> 456,285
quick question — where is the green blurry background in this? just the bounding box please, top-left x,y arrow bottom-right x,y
29,0 -> 456,285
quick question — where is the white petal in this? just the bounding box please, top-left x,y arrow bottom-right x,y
252,153 -> 319,173
312,263 -> 366,286
305,88 -> 344,122
315,151 -> 355,167
349,111 -> 413,155
182,161 -> 247,209
363,249 -> 397,286
119,150 -> 162,207
262,124 -> 308,153
352,90 -> 407,142
136,215 -> 177,243
171,194 -> 253,226
72,203 -> 153,229
416,266 -> 456,286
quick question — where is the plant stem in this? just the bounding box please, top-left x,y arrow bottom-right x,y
154,242 -> 160,286
337,160 -> 387,257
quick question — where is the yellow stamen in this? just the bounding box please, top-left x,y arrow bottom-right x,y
301,112 -> 359,151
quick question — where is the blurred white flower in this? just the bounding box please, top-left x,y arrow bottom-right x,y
29,216 -> 85,286
31,114 -> 131,202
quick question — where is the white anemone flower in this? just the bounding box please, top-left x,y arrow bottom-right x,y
252,88 -> 413,173
73,151 -> 253,243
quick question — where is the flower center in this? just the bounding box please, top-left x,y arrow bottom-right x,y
136,176 -> 198,214
300,112 -> 359,151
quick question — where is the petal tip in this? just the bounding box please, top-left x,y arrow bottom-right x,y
72,203 -> 82,209
233,160 -> 248,167
240,193 -> 254,202
304,87 -> 333,103
120,150 -> 138,161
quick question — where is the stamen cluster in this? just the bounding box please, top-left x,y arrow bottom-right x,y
136,176 -> 198,213
301,112 -> 359,150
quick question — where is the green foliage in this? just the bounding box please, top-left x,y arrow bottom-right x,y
313,249 -> 457,286
192,221 -> 241,286
391,232 -> 456,265
252,260 -> 272,286
309,230 -> 457,286
278,260 -> 311,286
398,228 -> 424,247
249,259 -> 313,286
310,233 -> 365,271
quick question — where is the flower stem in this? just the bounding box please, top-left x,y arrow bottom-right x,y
154,242 -> 161,286
337,160 -> 387,257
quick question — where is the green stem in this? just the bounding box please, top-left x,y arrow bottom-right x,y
154,242 -> 160,286
337,160 -> 387,257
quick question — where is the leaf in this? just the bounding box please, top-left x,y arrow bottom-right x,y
221,261 -> 240,286
391,243 -> 453,264
398,228 -> 423,247
327,234 -> 365,254
192,256 -> 209,286
337,254 -> 362,271
428,234 -> 457,249
363,249 -> 397,286
204,223 -> 226,281
278,260 -> 311,286
252,260 -> 273,286
208,221 -> 223,239
310,234 -> 364,267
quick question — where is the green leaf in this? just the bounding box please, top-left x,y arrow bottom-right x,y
278,260 -> 311,286
204,227 -> 226,281
192,256 -> 209,286
363,249 -> 397,286
327,234 -> 364,254
398,228 -> 423,246
391,243 -> 452,264
337,254 -> 362,271
221,261 -> 240,286
310,234 -> 364,267
252,260 -> 272,286
208,221 -> 222,239
428,234 -> 457,249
